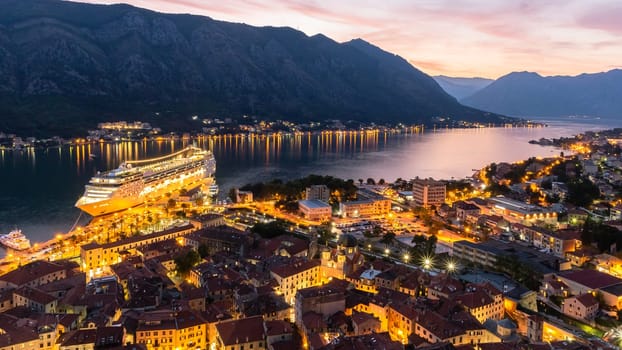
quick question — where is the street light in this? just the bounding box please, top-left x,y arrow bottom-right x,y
446,260 -> 456,273
421,254 -> 434,270
404,254 -> 410,263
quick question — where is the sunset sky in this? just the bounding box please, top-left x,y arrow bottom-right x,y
80,0 -> 622,79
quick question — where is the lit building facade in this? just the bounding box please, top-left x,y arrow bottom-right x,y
412,179 -> 446,208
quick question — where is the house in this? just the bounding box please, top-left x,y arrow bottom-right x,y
215,315 -> 265,350
562,294 -> 599,320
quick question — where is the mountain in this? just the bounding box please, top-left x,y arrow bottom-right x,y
462,70 -> 622,118
433,76 -> 493,100
0,0 -> 508,136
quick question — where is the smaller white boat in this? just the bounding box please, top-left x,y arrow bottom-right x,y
0,229 -> 32,251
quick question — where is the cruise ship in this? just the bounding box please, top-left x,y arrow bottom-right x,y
76,146 -> 216,217
0,229 -> 31,251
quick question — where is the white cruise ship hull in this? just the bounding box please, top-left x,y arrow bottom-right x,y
75,146 -> 216,217
76,196 -> 144,217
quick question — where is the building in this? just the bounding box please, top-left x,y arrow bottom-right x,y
186,226 -> 253,257
214,316 -> 266,350
488,197 -> 557,226
0,313 -> 60,350
0,260 -> 75,291
454,283 -> 504,324
305,185 -> 330,201
269,259 -> 321,307
133,309 -> 207,349
511,224 -> 581,258
12,286 -> 58,313
556,269 -> 622,296
58,327 -> 124,350
320,235 -> 365,281
567,209 -> 589,227
412,179 -> 446,207
298,200 -> 332,221
80,223 -> 197,277
454,201 -> 481,221
294,279 -> 348,328
339,199 -> 391,218
235,189 -> 253,203
452,240 -> 567,275
562,294 -> 598,320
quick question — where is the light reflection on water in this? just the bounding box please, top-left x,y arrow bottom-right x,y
0,120 -> 606,243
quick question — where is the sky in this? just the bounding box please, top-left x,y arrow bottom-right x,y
79,0 -> 622,79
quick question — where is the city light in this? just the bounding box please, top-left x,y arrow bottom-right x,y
421,254 -> 435,270
446,260 -> 457,273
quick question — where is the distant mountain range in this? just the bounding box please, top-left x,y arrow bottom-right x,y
433,76 -> 493,100
459,70 -> 622,118
0,0 -> 507,137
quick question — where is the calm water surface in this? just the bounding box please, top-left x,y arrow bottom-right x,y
0,119 -> 609,243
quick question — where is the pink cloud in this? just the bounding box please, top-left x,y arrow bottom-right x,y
578,4 -> 622,35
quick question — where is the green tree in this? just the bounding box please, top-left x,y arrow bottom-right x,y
198,244 -> 209,258
380,232 -> 396,246
317,227 -> 336,246
567,177 -> 600,207
410,234 -> 436,261
251,220 -> 288,238
174,250 -> 201,277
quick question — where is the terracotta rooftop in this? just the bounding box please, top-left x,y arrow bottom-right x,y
265,320 -> 293,336
14,286 -> 57,305
559,269 -> 622,290
269,258 -> 320,279
215,315 -> 265,346
573,293 -> 598,308
0,260 -> 73,287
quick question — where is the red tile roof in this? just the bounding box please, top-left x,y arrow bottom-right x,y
215,315 -> 265,346
574,293 -> 598,308
560,270 -> 622,290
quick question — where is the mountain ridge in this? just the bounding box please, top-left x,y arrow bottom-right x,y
0,0 -> 509,136
462,69 -> 622,118
433,75 -> 493,100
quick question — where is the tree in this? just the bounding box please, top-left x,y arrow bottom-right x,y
428,221 -> 442,236
358,179 -> 364,185
372,225 -> 383,236
410,234 -> 436,260
567,178 -> 600,207
198,244 -> 209,258
582,219 -> 622,252
366,178 -> 376,185
251,220 -> 288,238
174,250 -> 201,276
378,178 -> 386,185
380,232 -> 396,246
317,227 -> 335,246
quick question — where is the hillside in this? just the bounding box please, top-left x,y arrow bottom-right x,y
0,0 -> 508,136
433,76 -> 493,100
462,70 -> 622,118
